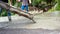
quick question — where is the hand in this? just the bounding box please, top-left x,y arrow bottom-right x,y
29,2 -> 31,4
10,4 -> 12,6
17,0 -> 20,2
29,0 -> 31,4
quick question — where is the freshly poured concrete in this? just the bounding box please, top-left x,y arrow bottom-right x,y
0,11 -> 60,30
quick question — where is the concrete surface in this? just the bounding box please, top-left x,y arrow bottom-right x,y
0,12 -> 60,30
0,11 -> 60,34
0,28 -> 60,34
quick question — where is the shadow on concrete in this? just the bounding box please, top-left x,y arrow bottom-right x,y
0,28 -> 60,34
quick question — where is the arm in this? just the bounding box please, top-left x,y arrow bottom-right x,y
8,0 -> 12,6
29,0 -> 31,4
10,0 -> 12,6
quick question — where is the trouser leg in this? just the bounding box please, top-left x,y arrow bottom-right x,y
25,5 -> 28,13
21,5 -> 25,11
0,7 -> 2,16
7,10 -> 11,22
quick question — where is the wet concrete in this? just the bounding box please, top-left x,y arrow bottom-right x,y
0,11 -> 60,34
0,28 -> 60,34
0,11 -> 60,29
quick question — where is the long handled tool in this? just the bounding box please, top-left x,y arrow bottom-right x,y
0,1 -> 36,23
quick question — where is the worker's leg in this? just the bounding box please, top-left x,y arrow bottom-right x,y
7,10 -> 11,22
21,5 -> 25,11
25,5 -> 28,13
0,7 -> 2,16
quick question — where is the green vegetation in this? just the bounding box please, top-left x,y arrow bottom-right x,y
48,0 -> 60,12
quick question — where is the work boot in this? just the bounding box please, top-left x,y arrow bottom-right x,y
8,16 -> 12,22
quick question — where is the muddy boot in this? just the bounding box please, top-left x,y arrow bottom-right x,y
8,16 -> 11,22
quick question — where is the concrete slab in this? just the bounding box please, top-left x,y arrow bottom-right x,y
0,11 -> 60,30
0,28 -> 60,34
